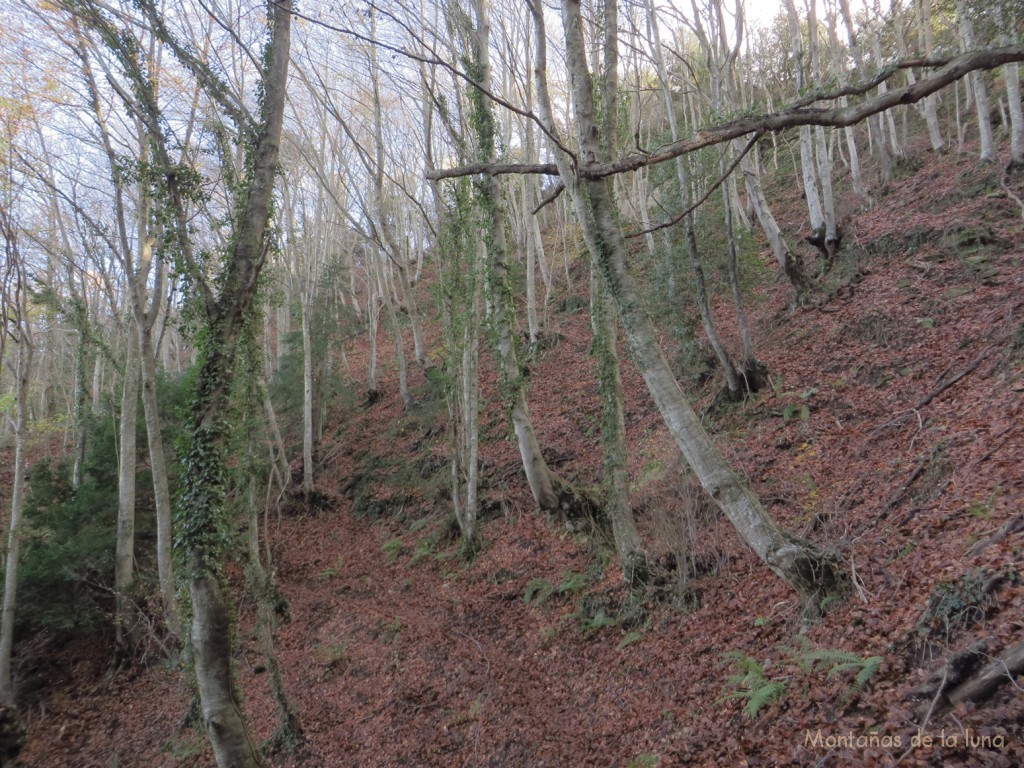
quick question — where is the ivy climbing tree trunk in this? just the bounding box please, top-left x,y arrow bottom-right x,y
469,0 -> 562,514
159,1 -> 292,765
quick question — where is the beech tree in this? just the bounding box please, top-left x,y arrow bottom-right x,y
0,205 -> 33,707
430,1 -> 1024,606
53,0 -> 293,763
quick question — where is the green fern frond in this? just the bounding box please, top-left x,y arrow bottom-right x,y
743,681 -> 787,719
849,656 -> 883,697
800,647 -> 862,669
523,577 -> 554,606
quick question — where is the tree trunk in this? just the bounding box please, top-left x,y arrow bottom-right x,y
738,146 -> 804,293
1006,63 -> 1024,165
0,313 -> 31,706
471,0 -> 561,513
535,0 -> 842,607
591,268 -> 643,581
114,328 -> 140,662
189,565 -> 262,767
644,0 -> 740,394
957,2 -> 995,162
301,297 -> 315,497
137,321 -> 178,635
169,0 -> 292,763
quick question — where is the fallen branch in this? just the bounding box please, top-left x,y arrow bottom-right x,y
427,45 -> 1024,181
965,513 -> 1024,557
913,344 -> 997,410
946,641 -> 1024,709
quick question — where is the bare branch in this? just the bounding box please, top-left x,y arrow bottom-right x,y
626,130 -> 763,239
429,45 -> 1024,181
274,0 -> 578,164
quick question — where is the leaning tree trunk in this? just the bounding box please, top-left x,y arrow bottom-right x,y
534,0 -> 843,608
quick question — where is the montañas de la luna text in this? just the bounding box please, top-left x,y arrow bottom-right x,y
804,728 -> 1007,750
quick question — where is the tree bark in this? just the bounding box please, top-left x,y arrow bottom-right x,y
137,320 -> 178,634
114,326 -> 140,662
471,0 -> 561,513
957,1 -> 995,162
168,0 -> 292,763
0,207 -> 32,708
533,0 -> 842,607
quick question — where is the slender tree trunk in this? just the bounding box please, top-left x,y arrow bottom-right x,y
471,0 -> 560,512
71,323 -> 87,490
376,253 -> 411,409
366,287 -> 380,396
114,327 -> 140,661
1006,64 -> 1024,165
261,378 -> 290,491
720,147 -> 757,373
0,318 -> 31,706
523,177 -> 541,350
301,298 -> 314,496
591,267 -> 643,581
957,1 -> 996,162
645,0 -> 740,393
137,322 -> 178,635
739,146 -> 804,292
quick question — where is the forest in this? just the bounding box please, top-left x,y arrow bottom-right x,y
0,0 -> 1022,765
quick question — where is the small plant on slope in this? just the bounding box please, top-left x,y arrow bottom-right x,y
722,651 -> 788,719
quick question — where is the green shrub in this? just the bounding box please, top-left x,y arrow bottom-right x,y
15,458 -> 117,634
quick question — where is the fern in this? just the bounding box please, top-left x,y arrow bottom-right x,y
723,643 -> 882,720
847,656 -> 883,700
788,639 -> 883,704
741,680 -> 787,720
557,571 -> 590,594
723,652 -> 788,719
523,577 -> 554,606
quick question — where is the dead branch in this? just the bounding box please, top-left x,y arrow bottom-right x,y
965,513 -> 1024,557
946,641 -> 1024,709
626,131 -> 763,239
913,344 -> 997,410
426,45 -> 1024,181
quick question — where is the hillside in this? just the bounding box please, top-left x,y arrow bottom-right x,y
13,145 -> 1024,767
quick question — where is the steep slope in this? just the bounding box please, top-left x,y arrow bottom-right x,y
15,148 -> 1024,767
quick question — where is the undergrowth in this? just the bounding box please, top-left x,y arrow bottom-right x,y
722,638 -> 883,719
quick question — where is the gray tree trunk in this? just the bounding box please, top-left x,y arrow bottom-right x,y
301,298 -> 315,496
957,1 -> 995,162
114,327 -> 140,660
471,0 -> 560,512
533,0 -> 842,607
137,321 -> 178,634
0,286 -> 32,706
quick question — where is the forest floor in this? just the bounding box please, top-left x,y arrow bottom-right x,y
13,143 -> 1024,767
